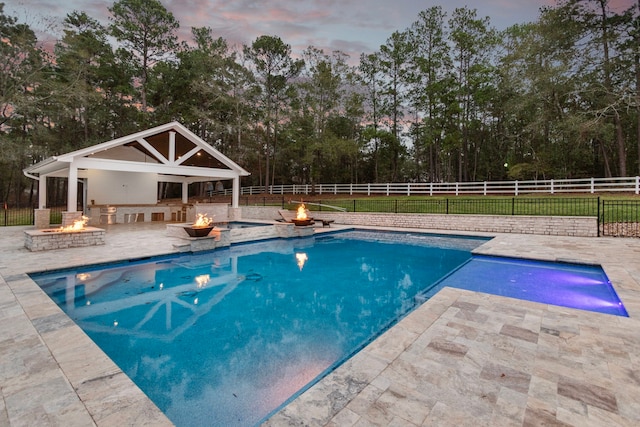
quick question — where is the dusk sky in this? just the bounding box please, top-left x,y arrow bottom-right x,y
7,0 -> 636,61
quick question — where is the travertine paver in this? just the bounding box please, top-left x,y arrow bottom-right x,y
0,224 -> 180,427
1,223 -> 639,426
267,288 -> 640,426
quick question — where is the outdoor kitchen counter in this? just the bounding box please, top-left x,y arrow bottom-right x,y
87,204 -> 185,225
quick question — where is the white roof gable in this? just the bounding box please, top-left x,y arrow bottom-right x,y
24,122 -> 250,181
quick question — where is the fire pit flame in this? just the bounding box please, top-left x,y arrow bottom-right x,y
193,213 -> 214,228
58,216 -> 89,232
296,204 -> 308,221
292,204 -> 314,226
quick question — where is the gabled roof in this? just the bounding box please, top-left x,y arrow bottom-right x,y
24,122 -> 250,181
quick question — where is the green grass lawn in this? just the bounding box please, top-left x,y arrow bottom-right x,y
283,194 -> 640,223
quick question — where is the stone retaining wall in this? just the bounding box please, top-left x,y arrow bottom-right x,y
240,206 -> 598,237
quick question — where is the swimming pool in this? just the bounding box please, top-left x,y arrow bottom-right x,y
32,230 -> 485,426
29,230 -> 627,426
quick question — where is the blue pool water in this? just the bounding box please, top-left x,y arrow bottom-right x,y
421,255 -> 628,317
29,230 -> 627,426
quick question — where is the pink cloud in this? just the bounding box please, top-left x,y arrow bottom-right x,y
14,0 -> 636,65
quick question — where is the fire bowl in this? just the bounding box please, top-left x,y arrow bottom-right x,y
291,218 -> 314,226
184,226 -> 215,237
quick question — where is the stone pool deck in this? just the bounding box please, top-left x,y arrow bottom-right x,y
1,223 -> 639,426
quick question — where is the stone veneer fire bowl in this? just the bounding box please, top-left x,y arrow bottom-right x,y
183,225 -> 215,237
291,218 -> 314,226
24,227 -> 106,251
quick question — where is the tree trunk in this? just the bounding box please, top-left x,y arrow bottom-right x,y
601,141 -> 613,177
264,146 -> 270,194
598,0 -> 626,176
614,111 -> 626,176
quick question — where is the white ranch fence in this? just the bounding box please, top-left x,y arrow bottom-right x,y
233,177 -> 640,197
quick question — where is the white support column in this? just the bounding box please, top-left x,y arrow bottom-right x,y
169,131 -> 176,163
67,165 -> 78,212
232,177 -> 240,208
38,175 -> 47,209
182,181 -> 189,204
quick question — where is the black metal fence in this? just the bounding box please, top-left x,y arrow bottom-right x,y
3,198 -> 639,237
0,206 -> 65,227
304,197 -> 601,217
600,200 -> 640,237
275,197 -> 601,216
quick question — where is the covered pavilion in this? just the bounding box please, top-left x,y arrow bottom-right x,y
22,122 -> 250,221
